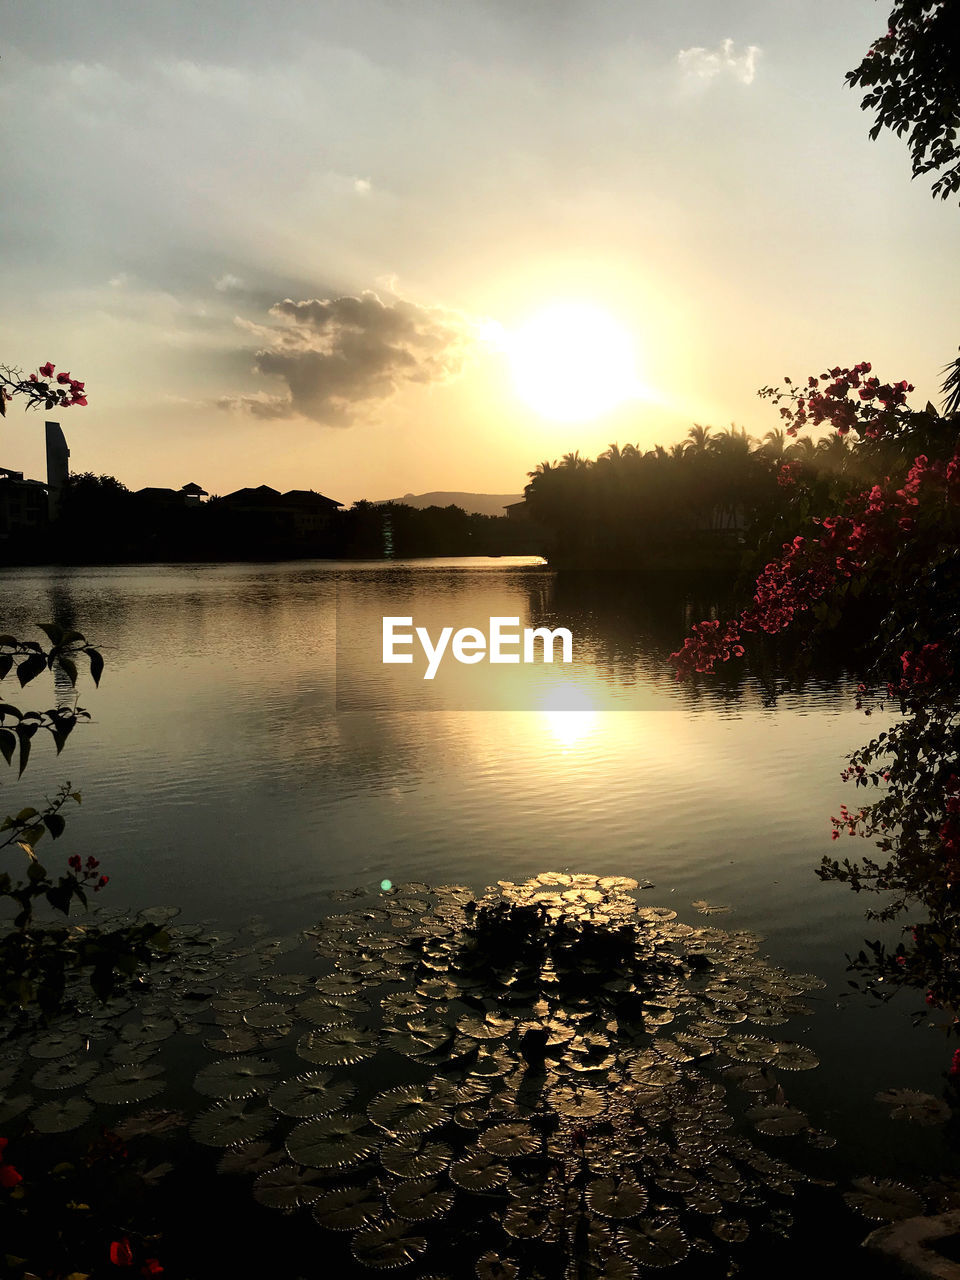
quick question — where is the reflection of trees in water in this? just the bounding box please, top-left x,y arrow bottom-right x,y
530,573 -> 859,706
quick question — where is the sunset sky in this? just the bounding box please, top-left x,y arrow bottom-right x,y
2,0 -> 957,504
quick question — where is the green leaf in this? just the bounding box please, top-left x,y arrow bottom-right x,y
35,623 -> 64,646
43,814 -> 66,840
57,656 -> 78,686
14,807 -> 38,822
0,704 -> 22,722
16,654 -> 46,687
15,727 -> 32,777
85,648 -> 104,687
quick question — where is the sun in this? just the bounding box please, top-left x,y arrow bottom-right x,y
505,302 -> 642,422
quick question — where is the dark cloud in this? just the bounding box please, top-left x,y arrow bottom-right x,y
222,291 -> 475,425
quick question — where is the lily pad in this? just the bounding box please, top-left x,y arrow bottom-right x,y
194,1056 -> 277,1100
368,1085 -> 452,1137
297,1026 -> 380,1067
191,1099 -> 273,1147
586,1173 -> 649,1220
352,1217 -> 428,1270
617,1221 -> 689,1268
450,1150 -> 510,1192
87,1062 -> 165,1105
253,1162 -> 325,1211
478,1122 -> 541,1158
380,1138 -> 452,1180
31,1095 -> 93,1133
387,1176 -> 455,1222
313,1183 -> 385,1232
844,1177 -> 925,1221
286,1113 -> 379,1170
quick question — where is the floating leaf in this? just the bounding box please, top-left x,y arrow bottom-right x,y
191,1099 -> 273,1147
114,1109 -> 188,1140
844,1177 -> 925,1221
313,1183 -> 385,1232
33,1056 -> 100,1091
875,1088 -> 951,1126
771,1042 -> 819,1071
368,1085 -> 452,1137
194,1056 -> 277,1100
450,1150 -> 510,1192
745,1104 -> 809,1137
29,1032 -> 84,1060
31,1096 -> 93,1133
287,1113 -> 378,1170
87,1062 -> 165,1105
617,1221 -> 689,1268
381,1138 -> 452,1180
475,1252 -> 518,1280
242,1003 -> 292,1028
586,1173 -> 648,1220
388,1177 -> 454,1222
253,1162 -> 325,1211
297,1026 -> 379,1067
478,1123 -> 540,1158
551,1085 -> 606,1119
352,1217 -> 428,1270
218,1142 -> 285,1175
269,1071 -> 355,1118
502,1199 -> 551,1239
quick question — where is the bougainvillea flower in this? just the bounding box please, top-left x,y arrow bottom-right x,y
110,1238 -> 135,1266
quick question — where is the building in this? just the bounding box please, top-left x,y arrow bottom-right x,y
45,421 -> 69,520
0,468 -> 47,540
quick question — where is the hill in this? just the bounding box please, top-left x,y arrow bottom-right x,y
374,491 -> 522,517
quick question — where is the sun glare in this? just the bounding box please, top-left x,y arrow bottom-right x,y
506,302 -> 642,422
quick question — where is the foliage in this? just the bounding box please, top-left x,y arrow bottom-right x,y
521,423 -> 891,571
0,369 -> 166,1015
847,1 -> 960,200
0,361 -> 87,416
0,625 -> 166,1016
671,359 -> 960,1036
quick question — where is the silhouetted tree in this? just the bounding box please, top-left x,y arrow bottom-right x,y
847,1 -> 960,200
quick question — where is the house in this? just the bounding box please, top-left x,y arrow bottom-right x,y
219,486 -> 342,534
0,469 -> 47,539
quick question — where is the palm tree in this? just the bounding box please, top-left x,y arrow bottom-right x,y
761,428 -> 788,461
685,424 -> 713,456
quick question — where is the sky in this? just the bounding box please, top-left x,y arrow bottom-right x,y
1,0 -> 958,504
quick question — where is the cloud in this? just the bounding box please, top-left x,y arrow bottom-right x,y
221,290 -> 476,425
677,39 -> 760,86
214,273 -> 244,292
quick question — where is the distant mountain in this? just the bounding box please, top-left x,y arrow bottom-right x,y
374,491 -> 523,517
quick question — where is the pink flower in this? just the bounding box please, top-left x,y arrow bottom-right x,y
38,362 -> 54,378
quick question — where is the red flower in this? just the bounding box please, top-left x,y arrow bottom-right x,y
950,1050 -> 960,1080
141,1261 -> 164,1277
95,875 -> 109,891
0,1163 -> 23,1187
0,1136 -> 8,1154
38,362 -> 55,377
110,1238 -> 135,1267
68,855 -> 82,871
56,371 -> 72,384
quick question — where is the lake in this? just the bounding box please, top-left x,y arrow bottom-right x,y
0,557 -> 952,1275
